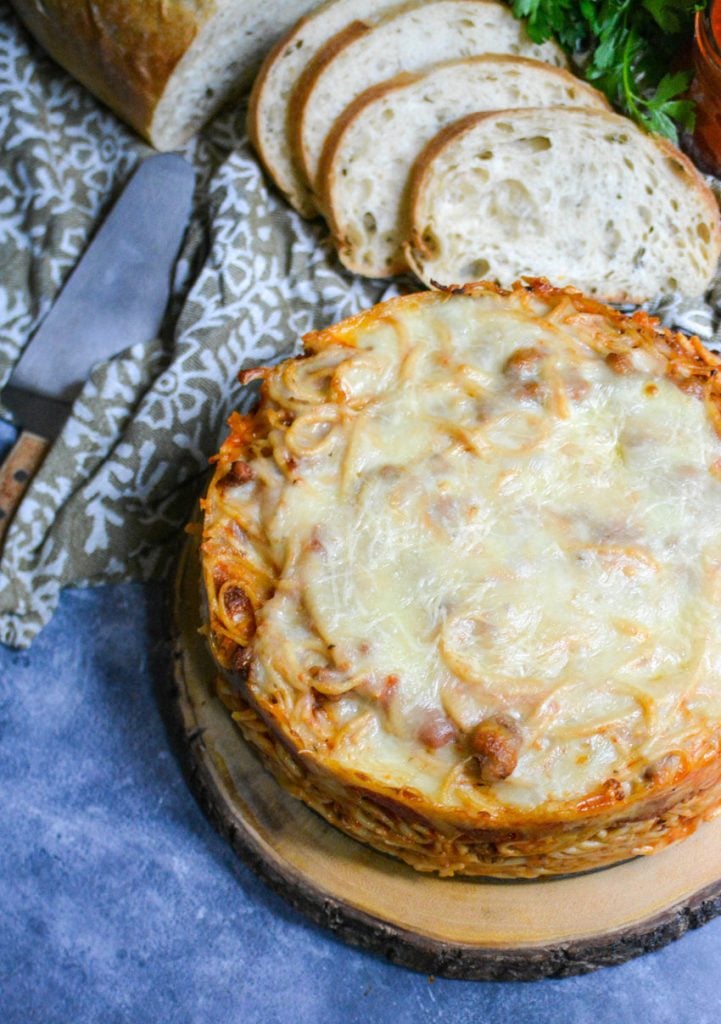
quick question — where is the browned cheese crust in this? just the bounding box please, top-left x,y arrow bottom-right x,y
200,279 -> 721,877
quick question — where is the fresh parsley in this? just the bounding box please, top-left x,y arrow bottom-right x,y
510,0 -> 707,142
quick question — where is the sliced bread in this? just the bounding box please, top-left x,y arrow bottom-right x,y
247,0 -> 401,217
320,56 -> 609,278
405,107 -> 721,302
290,0 -> 568,199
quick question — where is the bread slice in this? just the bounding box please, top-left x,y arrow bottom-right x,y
248,0 -> 401,217
9,0 -> 320,150
320,56 -> 609,278
290,0 -> 568,199
405,107 -> 721,302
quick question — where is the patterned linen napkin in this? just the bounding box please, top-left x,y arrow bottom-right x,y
1,4 -> 720,648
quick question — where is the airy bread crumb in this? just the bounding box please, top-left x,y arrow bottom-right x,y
406,107 -> 721,302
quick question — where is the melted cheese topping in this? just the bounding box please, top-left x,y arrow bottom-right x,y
208,287 -> 721,816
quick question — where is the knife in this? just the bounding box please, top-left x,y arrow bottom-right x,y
0,153 -> 195,546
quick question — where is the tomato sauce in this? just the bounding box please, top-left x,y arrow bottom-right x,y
692,1 -> 721,173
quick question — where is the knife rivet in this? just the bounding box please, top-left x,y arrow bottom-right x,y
13,469 -> 29,483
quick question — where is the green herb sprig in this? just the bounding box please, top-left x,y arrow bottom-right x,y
511,0 -> 707,142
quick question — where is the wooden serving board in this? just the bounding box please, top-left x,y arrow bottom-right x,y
166,535 -> 721,980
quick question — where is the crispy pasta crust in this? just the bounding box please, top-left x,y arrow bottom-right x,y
200,279 -> 721,877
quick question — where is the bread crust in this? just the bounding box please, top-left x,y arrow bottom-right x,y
317,56 -> 611,278
9,0 -> 202,143
247,0 -> 342,217
247,17 -> 303,187
287,17 -> 372,205
201,278 -> 721,877
9,0 -> 317,148
248,0 -> 401,217
404,107 -> 721,302
317,68 -> 424,275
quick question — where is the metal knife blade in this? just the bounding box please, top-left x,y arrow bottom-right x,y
2,152 -> 195,439
0,153 -> 194,546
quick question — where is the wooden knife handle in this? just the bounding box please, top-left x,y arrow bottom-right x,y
0,431 -> 51,547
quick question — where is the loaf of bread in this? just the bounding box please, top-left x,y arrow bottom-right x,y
320,56 -> 609,277
406,107 -> 721,302
290,0 -> 567,201
9,0 -> 318,150
248,0 -> 401,218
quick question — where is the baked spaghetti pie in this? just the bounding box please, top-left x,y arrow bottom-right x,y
201,279 -> 721,877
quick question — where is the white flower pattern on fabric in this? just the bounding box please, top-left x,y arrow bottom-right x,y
0,7 -> 401,647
